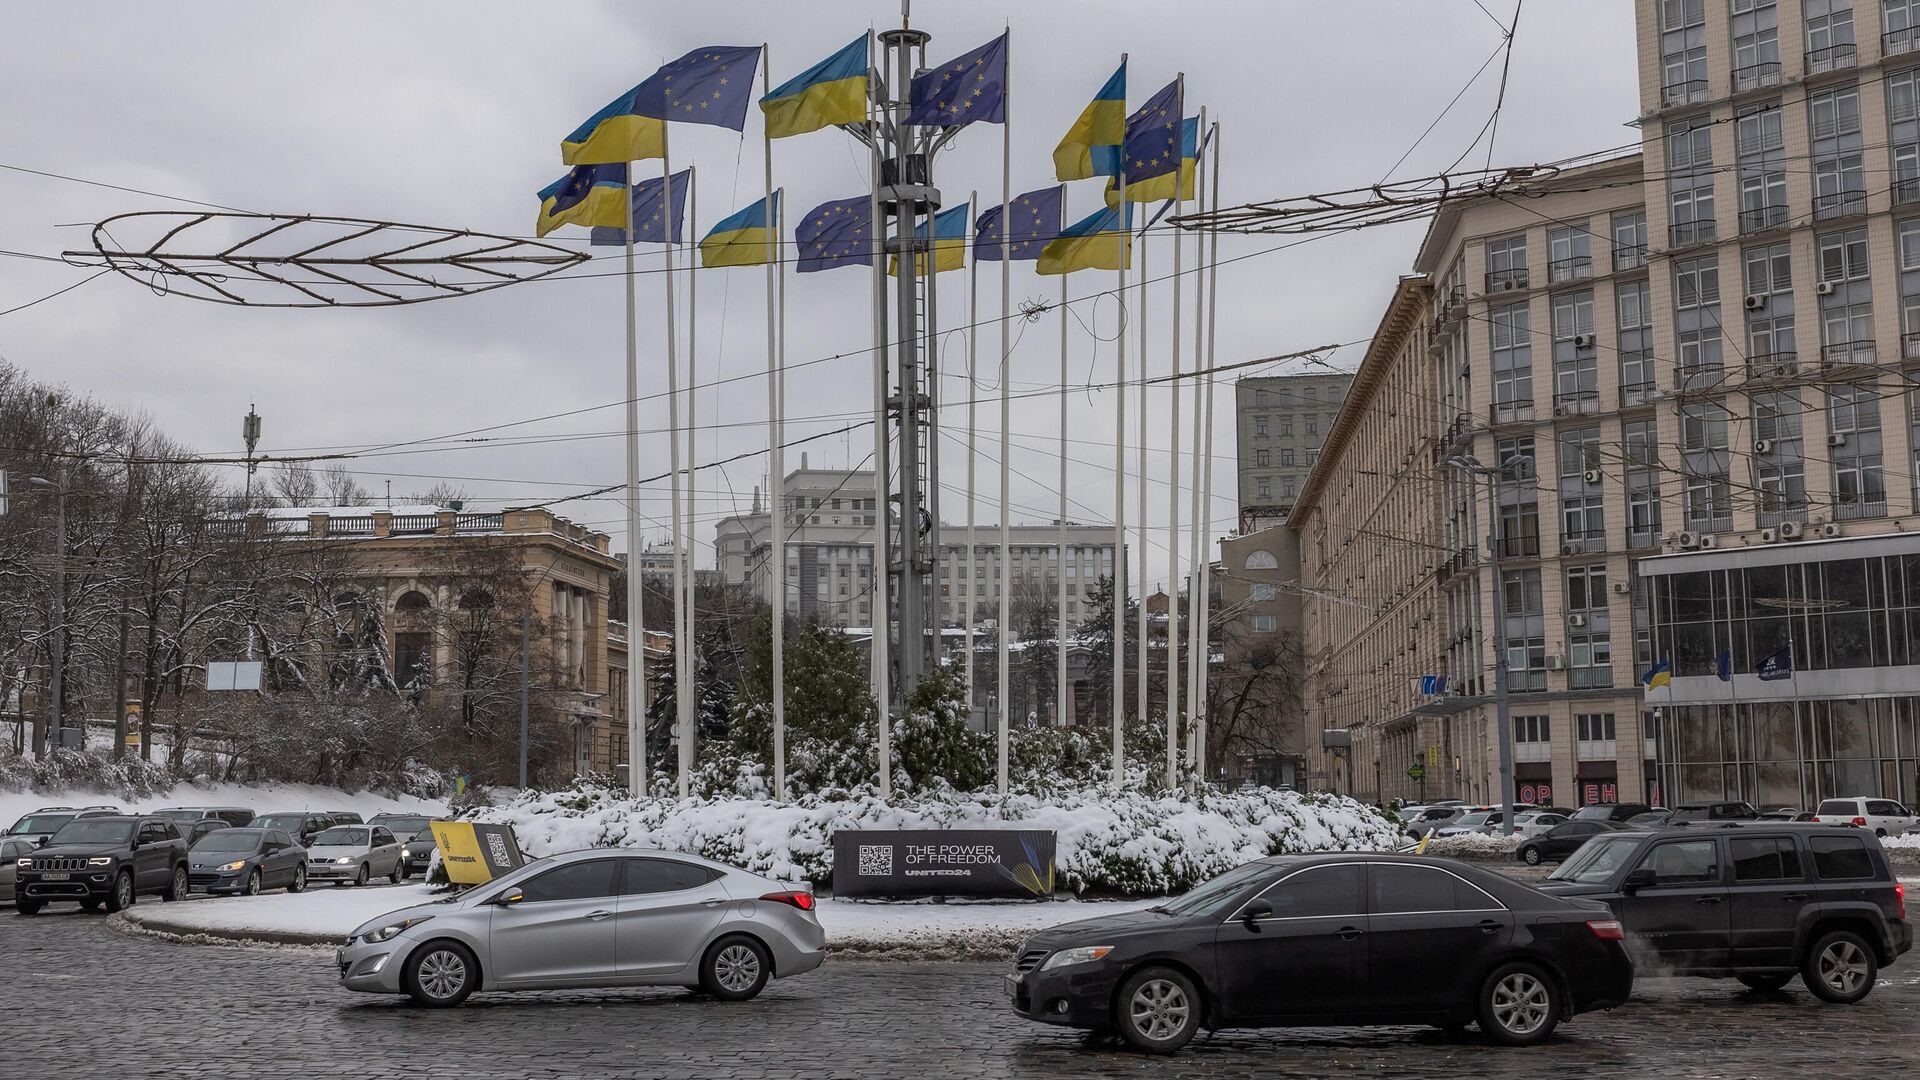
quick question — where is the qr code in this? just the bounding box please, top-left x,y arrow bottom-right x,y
857,844 -> 893,877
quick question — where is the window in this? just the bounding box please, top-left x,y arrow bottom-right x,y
1279,416 -> 1293,436
1516,715 -> 1551,744
1617,279 -> 1653,401
1547,224 -> 1592,281
1304,387 -> 1318,401
1628,417 -> 1664,463
1639,839 -> 1720,884
1674,254 -> 1720,309
1255,415 -> 1268,436
1661,0 -> 1709,102
516,859 -> 620,903
1251,614 -> 1278,633
1255,449 -> 1269,467
1255,389 -> 1269,406
1809,833 -> 1874,878
1306,415 -> 1317,435
1257,864 -> 1365,918
1577,713 -> 1616,741
1370,864 -> 1500,914
1892,0 -> 1920,54
1490,303 -> 1533,416
1257,478 -> 1271,500
395,590 -> 431,612
1682,402 -> 1730,451
621,858 -> 719,894
1732,1 -> 1782,88
1731,836 -> 1800,881
1486,234 -> 1528,290
1667,123 -> 1717,245
1566,565 -> 1608,611
1805,0 -> 1857,71
1280,448 -> 1295,466
1737,104 -> 1788,231
1809,84 -> 1861,139
1612,211 -> 1648,270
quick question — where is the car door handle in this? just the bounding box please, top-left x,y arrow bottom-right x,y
1781,894 -> 1807,903
1336,926 -> 1364,940
584,909 -> 613,921
1694,896 -> 1724,905
702,899 -> 725,907
1477,919 -> 1503,934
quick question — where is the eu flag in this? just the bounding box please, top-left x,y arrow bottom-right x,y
635,46 -> 762,131
1110,79 -> 1182,182
975,185 -> 1064,261
904,32 -> 1007,126
590,168 -> 691,246
795,196 -> 874,273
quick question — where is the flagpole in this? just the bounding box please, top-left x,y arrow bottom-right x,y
760,46 -> 787,802
680,166 -> 701,795
1184,118 -> 1209,790
963,191 -> 979,717
995,34 -> 1013,796
1112,52 -> 1129,788
1195,119 -> 1222,787
867,30 -> 893,796
664,141 -> 690,800
1056,271 -> 1070,730
1134,207 -> 1150,750
623,166 -> 648,796
1164,96 -> 1192,791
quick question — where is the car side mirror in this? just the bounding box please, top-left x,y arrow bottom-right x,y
1240,898 -> 1273,927
35,837 -> 49,848
494,889 -> 525,907
1622,867 -> 1656,892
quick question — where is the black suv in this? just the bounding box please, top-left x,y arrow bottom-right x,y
14,815 -> 190,914
1539,824 -> 1910,1002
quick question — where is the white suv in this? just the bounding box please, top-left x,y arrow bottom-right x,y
1812,796 -> 1917,837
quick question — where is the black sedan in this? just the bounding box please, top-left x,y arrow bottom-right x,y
187,828 -> 308,895
1007,853 -> 1633,1053
1515,820 -> 1632,865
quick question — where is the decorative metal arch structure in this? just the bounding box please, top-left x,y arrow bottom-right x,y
1168,165 -> 1559,235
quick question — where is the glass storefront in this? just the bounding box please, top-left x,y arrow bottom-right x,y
1651,698 -> 1920,806
1649,555 -> 1918,677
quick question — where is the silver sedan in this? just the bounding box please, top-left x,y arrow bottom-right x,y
336,848 -> 824,1007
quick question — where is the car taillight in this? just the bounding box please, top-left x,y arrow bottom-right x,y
760,890 -> 816,911
1852,817 -> 1867,827
1896,882 -> 1906,920
1586,919 -> 1624,941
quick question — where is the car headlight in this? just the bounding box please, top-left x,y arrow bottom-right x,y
401,847 -> 411,858
335,857 -> 355,864
15,858 -> 30,869
87,857 -> 114,866
362,916 -> 432,944
1040,945 -> 1116,970
221,860 -> 248,872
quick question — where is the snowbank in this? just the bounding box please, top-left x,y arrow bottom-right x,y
1,780 -> 449,831
470,784 -> 1402,896
1418,832 -> 1527,862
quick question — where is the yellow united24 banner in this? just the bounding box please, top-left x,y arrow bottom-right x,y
428,821 -> 526,885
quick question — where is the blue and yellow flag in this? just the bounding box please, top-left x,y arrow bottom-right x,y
905,32 -> 1008,126
1106,117 -> 1198,207
590,168 -> 691,246
535,163 -> 629,237
700,192 -> 779,268
1054,61 -> 1126,181
1037,204 -> 1132,276
890,205 -> 969,276
762,36 -> 869,139
1114,79 -> 1182,183
1641,658 -> 1673,690
975,186 -> 1064,261
563,85 -> 667,165
795,195 -> 873,273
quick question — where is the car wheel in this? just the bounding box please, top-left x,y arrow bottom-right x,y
1875,828 -> 1887,838
390,860 -> 405,885
15,898 -> 42,916
162,866 -> 187,902
103,871 -> 136,913
699,934 -> 773,1001
353,864 -> 370,887
1803,930 -> 1877,1003
1737,972 -> 1793,992
1114,966 -> 1202,1054
404,941 -> 477,1008
78,898 -> 101,912
1521,845 -> 1542,866
288,866 -> 307,893
1477,961 -> 1561,1046
244,870 -> 262,896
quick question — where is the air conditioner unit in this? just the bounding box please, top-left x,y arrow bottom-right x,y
1821,522 -> 1842,538
1568,613 -> 1589,628
1829,432 -> 1848,447
1744,293 -> 1768,311
1573,333 -> 1596,349
1677,531 -> 1701,549
1612,581 -> 1632,595
1544,653 -> 1567,671
1560,542 -> 1580,556
1760,527 -> 1779,543
1815,280 -> 1836,296
1753,438 -> 1774,454
1583,469 -> 1603,484
1552,404 -> 1572,418
1779,521 -> 1804,539
1699,534 -> 1719,549
1493,278 -> 1523,293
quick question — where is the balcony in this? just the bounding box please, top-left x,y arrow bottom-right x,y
1731,61 -> 1782,94
1485,266 -> 1530,294
1496,534 -> 1541,560
1758,505 -> 1808,529
1673,364 -> 1729,392
1835,496 -> 1887,521
1558,529 -> 1607,556
1627,526 -> 1660,550
1612,244 -> 1648,272
1489,399 -> 1534,426
1821,340 -> 1877,367
1513,741 -> 1552,764
1906,332 -> 1920,361
1618,380 -> 1658,408
1804,43 -> 1859,75
1887,27 -> 1920,59
1895,177 -> 1920,208
1661,78 -> 1709,108
1551,388 -> 1601,416
1813,189 -> 1868,222
1570,668 -> 1616,691
1576,737 -> 1618,759
1746,350 -> 1799,380
1547,255 -> 1593,284
1668,219 -> 1716,249
1739,204 -> 1789,234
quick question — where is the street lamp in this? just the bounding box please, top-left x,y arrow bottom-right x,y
1444,453 -> 1527,838
27,471 -> 65,757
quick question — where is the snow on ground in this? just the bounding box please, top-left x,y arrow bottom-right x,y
1,781 -> 450,830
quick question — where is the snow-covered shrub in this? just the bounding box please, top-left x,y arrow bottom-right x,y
0,748 -> 177,800
1419,832 -> 1526,861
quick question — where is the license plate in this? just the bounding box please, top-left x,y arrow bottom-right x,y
42,872 -> 69,881
1004,975 -> 1020,999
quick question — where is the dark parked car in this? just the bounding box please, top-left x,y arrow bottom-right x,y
368,813 -> 438,878
1669,802 -> 1759,824
1515,820 -> 1632,865
13,816 -> 190,914
1538,824 -> 1911,1002
0,837 -> 35,900
6,806 -> 122,846
188,828 -> 309,895
1626,810 -> 1673,828
325,811 -> 365,826
151,806 -> 256,829
1571,803 -> 1651,824
1007,854 -> 1633,1052
253,812 -> 330,844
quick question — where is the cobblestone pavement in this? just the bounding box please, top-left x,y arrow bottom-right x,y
3,907 -> 1917,1079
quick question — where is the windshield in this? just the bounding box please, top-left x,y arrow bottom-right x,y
374,816 -> 431,836
1669,806 -> 1710,822
1571,805 -> 1616,820
154,810 -> 205,822
313,827 -> 369,846
192,831 -> 261,853
1454,812 -> 1491,827
1158,860 -> 1276,916
1548,836 -> 1640,883
254,815 -> 305,831
10,813 -> 76,835
49,820 -> 135,845
1816,800 -> 1856,816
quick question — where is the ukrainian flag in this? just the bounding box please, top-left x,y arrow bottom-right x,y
535,163 -> 629,237
1037,204 -> 1132,276
1106,116 -> 1199,208
1054,61 -> 1126,182
1642,658 -> 1673,690
762,36 -> 869,139
562,83 -> 666,165
701,192 -> 780,268
890,205 -> 969,276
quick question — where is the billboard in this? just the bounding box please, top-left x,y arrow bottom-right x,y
832,829 -> 1056,899
428,821 -> 525,885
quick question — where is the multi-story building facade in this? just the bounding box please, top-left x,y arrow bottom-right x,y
1235,372 -> 1355,514
713,467 -> 1119,630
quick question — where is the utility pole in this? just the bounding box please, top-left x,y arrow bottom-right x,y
1447,454 -> 1520,837
518,610 -> 531,789
241,405 -> 262,506
29,467 -> 66,757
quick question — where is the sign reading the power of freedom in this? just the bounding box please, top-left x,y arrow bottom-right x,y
832,829 -> 1057,899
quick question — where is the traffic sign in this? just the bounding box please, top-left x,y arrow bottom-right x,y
1406,762 -> 1425,782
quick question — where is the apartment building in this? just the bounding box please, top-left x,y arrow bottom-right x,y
1235,372 -> 1355,513
712,467 -> 1119,630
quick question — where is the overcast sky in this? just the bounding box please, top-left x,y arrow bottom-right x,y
0,1 -> 1637,593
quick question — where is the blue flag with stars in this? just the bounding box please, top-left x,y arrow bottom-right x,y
1099,78 -> 1182,181
795,195 -> 874,272
633,45 -> 761,131
975,185 -> 1064,261
903,32 -> 1008,126
589,168 -> 691,246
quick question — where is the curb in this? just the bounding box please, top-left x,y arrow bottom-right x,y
118,909 -> 339,948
